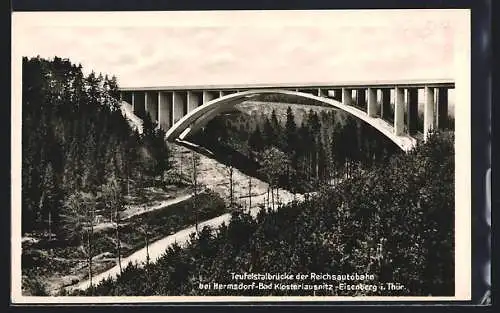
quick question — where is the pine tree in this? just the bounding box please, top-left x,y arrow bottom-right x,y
284,106 -> 298,186
248,124 -> 264,153
108,75 -> 119,100
284,106 -> 298,156
153,127 -> 170,179
82,128 -> 98,190
317,142 -> 327,183
40,162 -> 58,240
298,121 -> 311,181
270,109 -> 283,148
21,56 -> 155,236
262,117 -> 275,148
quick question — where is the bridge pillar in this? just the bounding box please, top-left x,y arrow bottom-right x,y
394,87 -> 405,136
406,88 -> 418,135
133,91 -> 145,118
334,89 -> 343,102
367,87 -> 377,117
173,91 -> 186,124
342,88 -> 353,106
145,91 -> 159,123
203,90 -> 217,104
380,88 -> 391,120
317,88 -> 327,97
131,92 -> 135,110
356,89 -> 366,109
424,86 -> 435,140
187,91 -> 202,113
122,91 -> 133,104
327,89 -> 340,100
158,91 -> 172,130
436,87 -> 448,129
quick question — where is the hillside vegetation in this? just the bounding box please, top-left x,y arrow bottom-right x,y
191,105 -> 400,193
74,131 -> 454,296
21,56 -> 177,295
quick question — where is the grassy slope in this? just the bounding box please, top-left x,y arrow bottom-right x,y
22,189 -> 226,295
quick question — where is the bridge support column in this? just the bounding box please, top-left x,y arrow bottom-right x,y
203,90 -> 217,104
158,91 -> 172,130
317,88 -> 327,97
173,91 -> 186,124
356,89 -> 366,109
380,88 -> 391,120
131,92 -> 135,111
333,89 -> 343,101
187,91 -> 202,113
436,87 -> 448,129
342,88 -> 353,106
424,86 -> 435,140
133,91 -> 145,118
406,88 -> 418,135
394,87 -> 405,136
327,89 -> 340,100
121,91 -> 133,104
367,87 -> 377,117
145,91 -> 158,123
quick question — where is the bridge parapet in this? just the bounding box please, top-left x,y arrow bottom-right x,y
118,79 -> 455,92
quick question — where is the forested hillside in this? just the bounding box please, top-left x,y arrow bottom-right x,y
76,131 -> 454,296
20,56 -> 455,298
191,106 -> 400,193
22,56 -> 170,241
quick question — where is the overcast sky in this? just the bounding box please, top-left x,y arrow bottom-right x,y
13,10 -> 468,88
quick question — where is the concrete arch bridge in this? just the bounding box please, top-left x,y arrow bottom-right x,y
119,80 -> 454,152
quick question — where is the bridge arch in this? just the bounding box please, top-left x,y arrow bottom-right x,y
165,89 -> 417,151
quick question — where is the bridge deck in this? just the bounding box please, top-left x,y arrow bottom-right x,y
119,79 -> 455,92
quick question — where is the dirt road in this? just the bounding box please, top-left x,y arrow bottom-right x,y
66,143 -> 303,293
170,142 -> 300,211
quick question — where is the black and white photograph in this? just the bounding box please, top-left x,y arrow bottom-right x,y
11,9 -> 471,302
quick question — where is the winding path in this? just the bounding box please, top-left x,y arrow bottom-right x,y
66,195 -> 303,293
65,142 -> 302,293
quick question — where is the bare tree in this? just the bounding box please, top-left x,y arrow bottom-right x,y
103,177 -> 124,274
139,225 -> 150,265
266,185 -> 270,209
191,151 -> 200,235
224,155 -> 235,210
179,146 -> 185,178
229,164 -> 234,208
248,176 -> 252,212
62,191 -> 97,292
47,211 -> 52,242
